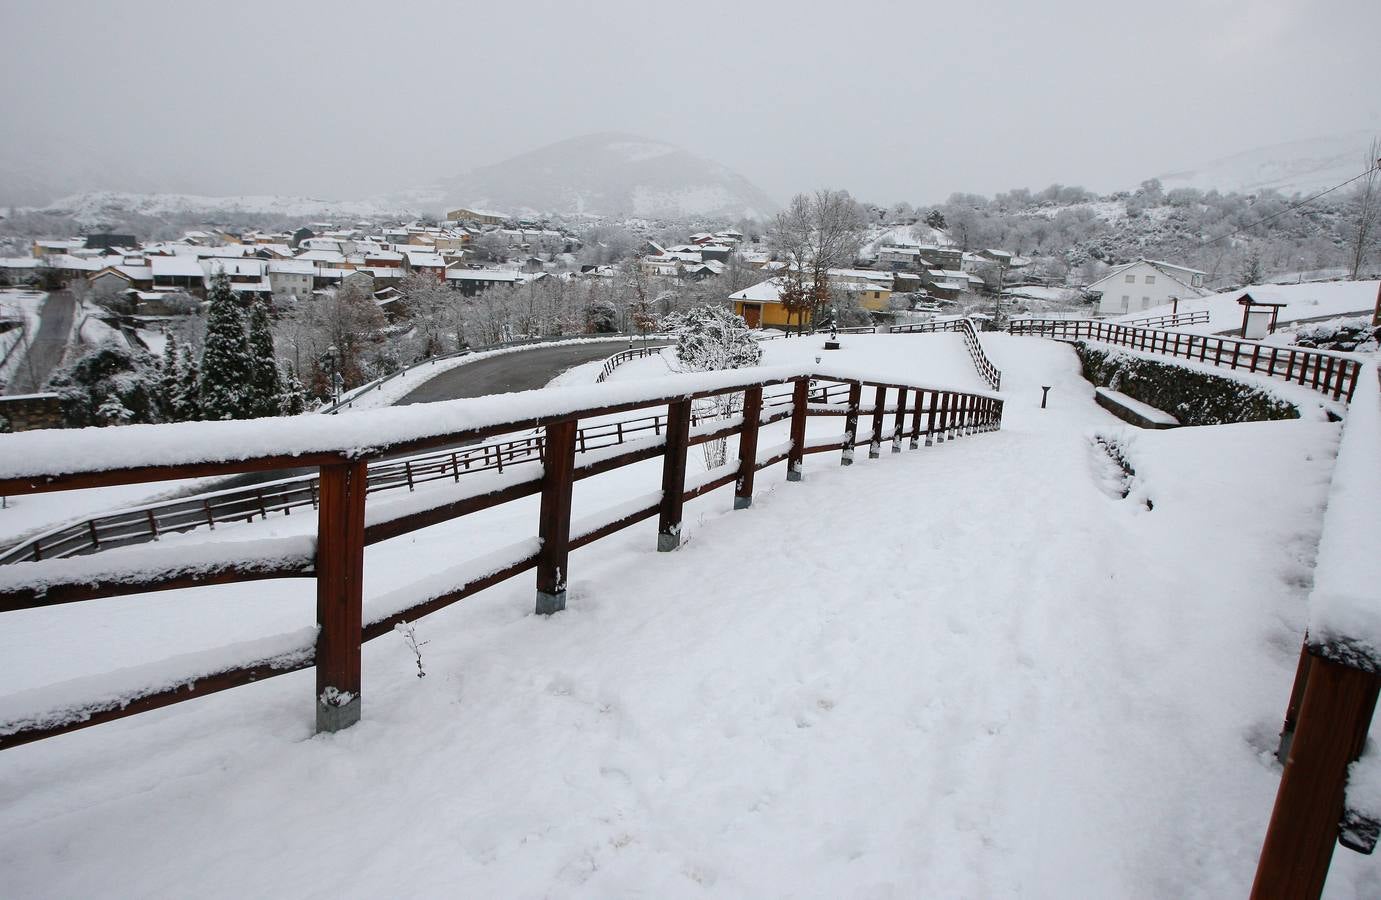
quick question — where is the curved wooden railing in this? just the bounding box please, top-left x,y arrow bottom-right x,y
595,344 -> 665,382
1007,318 -> 1361,401
892,317 -> 1001,391
0,369 -> 1002,749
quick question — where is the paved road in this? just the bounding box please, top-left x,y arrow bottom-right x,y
6,290 -> 75,394
397,340 -> 665,405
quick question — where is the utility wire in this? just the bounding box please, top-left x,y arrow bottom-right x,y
1196,160 -> 1380,248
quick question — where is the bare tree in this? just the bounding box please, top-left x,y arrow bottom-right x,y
768,189 -> 867,331
1346,139 -> 1380,280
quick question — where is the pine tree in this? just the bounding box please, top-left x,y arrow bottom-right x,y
174,345 -> 201,421
158,333 -> 180,421
197,273 -> 254,420
278,362 -> 310,416
245,301 -> 283,417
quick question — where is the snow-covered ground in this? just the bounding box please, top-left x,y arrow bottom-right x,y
1112,279 -> 1380,335
2,332 -> 1370,896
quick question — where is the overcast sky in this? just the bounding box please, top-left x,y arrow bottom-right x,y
3,0 -> 1378,206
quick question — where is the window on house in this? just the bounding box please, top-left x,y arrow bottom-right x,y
1121,295 -> 1129,311
1145,275 -> 1156,284
1125,274 -> 1135,283
1142,296 -> 1150,307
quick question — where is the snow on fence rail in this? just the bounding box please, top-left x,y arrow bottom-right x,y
1007,317 -> 1362,401
0,368 -> 1003,749
0,381 -> 866,565
1252,363 -> 1381,896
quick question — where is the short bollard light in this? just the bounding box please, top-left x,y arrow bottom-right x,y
1041,385 -> 1052,408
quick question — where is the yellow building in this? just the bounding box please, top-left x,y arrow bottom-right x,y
729,277 -> 892,329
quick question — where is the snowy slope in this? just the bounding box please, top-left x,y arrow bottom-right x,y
1111,279 -> 1381,335
442,132 -> 779,220
1157,131 -> 1378,196
0,334 -> 1365,896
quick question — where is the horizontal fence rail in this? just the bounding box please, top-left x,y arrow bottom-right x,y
1007,318 -> 1361,401
0,371 -> 1003,749
0,382 -> 855,565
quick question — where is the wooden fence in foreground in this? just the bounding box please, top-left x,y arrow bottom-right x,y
1008,318 -> 1361,401
0,373 -> 1002,749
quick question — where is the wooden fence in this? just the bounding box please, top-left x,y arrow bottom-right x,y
595,344 -> 666,382
1007,318 -> 1360,401
0,372 -> 1002,749
892,317 -> 1002,391
0,381 -> 863,565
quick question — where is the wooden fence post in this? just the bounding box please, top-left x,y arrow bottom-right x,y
925,391 -> 939,446
936,392 -> 951,443
908,389 -> 924,450
735,386 -> 762,509
658,399 -> 692,551
315,458 -> 367,734
869,385 -> 886,459
1252,652 -> 1381,899
842,381 -> 862,465
787,377 -> 808,482
535,419 -> 577,614
892,387 -> 908,453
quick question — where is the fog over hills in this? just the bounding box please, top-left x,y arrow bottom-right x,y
1155,131 -> 1377,197
440,132 -> 780,220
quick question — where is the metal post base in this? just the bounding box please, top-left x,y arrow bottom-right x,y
535,589 -> 566,615
733,495 -> 752,510
316,694 -> 361,734
786,465 -> 803,482
657,532 -> 680,552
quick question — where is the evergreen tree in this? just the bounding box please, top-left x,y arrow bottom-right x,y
278,362 -> 310,416
158,333 -> 180,421
174,345 -> 201,421
197,273 -> 254,420
245,301 -> 283,417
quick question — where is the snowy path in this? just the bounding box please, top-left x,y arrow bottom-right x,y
0,335 -> 1365,897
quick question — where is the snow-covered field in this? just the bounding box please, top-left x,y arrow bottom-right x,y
1114,279 -> 1380,334
0,332 -> 1373,897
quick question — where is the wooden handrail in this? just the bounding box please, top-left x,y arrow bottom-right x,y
1008,318 -> 1361,402
0,371 -> 1004,750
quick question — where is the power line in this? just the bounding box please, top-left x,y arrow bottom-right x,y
1196,160 -> 1380,248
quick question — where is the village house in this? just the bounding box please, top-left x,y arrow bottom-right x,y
1088,259 -> 1209,315
446,208 -> 509,227
267,259 -> 316,302
445,267 -> 520,296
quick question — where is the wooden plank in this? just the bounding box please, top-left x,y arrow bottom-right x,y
535,419 -> 577,614
0,654 -> 315,752
363,475 -> 543,546
0,452 -> 354,498
787,378 -> 808,482
0,562 -> 314,613
1252,654 -> 1381,899
657,400 -> 692,551
314,459 -> 367,733
735,386 -> 763,509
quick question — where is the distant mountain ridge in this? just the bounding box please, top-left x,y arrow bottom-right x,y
441,132 -> 779,221
1155,131 -> 1378,196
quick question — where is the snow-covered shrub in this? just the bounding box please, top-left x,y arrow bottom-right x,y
46,341 -> 166,427
662,306 -> 763,468
1076,342 -> 1298,426
1293,318 -> 1379,353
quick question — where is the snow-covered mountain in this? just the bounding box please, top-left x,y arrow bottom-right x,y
1156,131 -> 1378,196
30,191 -> 423,228
441,132 -> 779,220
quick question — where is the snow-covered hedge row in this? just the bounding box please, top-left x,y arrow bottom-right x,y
1292,317 -> 1380,354
1075,342 -> 1298,426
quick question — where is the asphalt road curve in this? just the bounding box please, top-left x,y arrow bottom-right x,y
397,340 -> 667,404
6,290 -> 76,394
